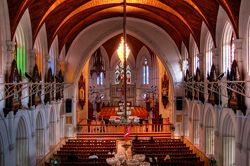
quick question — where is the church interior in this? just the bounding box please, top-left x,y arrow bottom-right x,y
0,0 -> 250,165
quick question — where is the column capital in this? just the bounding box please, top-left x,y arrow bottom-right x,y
214,130 -> 219,137
6,40 -> 16,52
199,123 -> 203,128
233,39 -> 243,49
197,53 -> 204,60
45,54 -> 51,61
187,58 -> 192,64
9,144 -> 14,151
179,60 -> 183,70
212,48 -> 219,56
236,143 -> 242,151
29,49 -> 36,59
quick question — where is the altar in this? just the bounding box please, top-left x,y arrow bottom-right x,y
98,107 -> 148,119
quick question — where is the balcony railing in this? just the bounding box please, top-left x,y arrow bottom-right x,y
76,123 -> 172,134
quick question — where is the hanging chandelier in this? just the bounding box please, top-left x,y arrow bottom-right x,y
106,0 -> 149,166
117,37 -> 130,62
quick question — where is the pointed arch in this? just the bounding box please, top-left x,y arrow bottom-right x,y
49,108 -> 56,146
192,42 -> 199,74
181,43 -> 189,74
16,116 -> 29,166
222,21 -> 235,74
60,104 -> 65,138
193,105 -> 199,144
222,114 -> 235,166
205,32 -> 214,76
49,36 -> 59,75
36,111 -> 45,156
34,33 -> 43,77
205,109 -> 214,155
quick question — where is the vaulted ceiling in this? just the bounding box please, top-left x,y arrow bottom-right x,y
7,0 -> 241,57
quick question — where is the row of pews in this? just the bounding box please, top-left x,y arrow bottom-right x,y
48,139 -> 116,166
46,138 -> 204,166
132,139 -> 204,166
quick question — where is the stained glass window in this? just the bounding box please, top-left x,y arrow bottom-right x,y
15,25 -> 26,78
143,59 -> 149,84
97,72 -> 103,85
193,44 -> 199,74
100,72 -> 103,85
205,33 -> 213,76
97,75 -> 100,85
49,47 -> 55,75
231,33 -> 235,64
222,22 -> 234,73
115,61 -> 131,84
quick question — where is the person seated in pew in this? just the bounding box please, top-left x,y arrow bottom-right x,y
149,136 -> 154,142
134,135 -> 139,141
108,149 -> 116,155
149,155 -> 158,166
89,152 -> 98,159
67,151 -> 79,162
164,154 -> 171,161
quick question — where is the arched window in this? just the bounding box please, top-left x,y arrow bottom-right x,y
143,58 -> 149,84
15,25 -> 26,77
49,48 -> 55,75
34,36 -> 43,76
205,109 -> 214,155
36,111 -> 45,156
97,72 -> 104,85
49,109 -> 56,146
193,107 -> 199,145
16,117 -> 28,166
193,44 -> 199,74
115,61 -> 131,84
205,33 -> 213,76
182,45 -> 189,75
222,114 -> 235,166
222,22 -> 234,73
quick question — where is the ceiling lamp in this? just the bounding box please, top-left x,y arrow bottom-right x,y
117,37 -> 130,62
106,0 -> 149,166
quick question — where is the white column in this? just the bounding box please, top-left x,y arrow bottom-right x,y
212,48 -> 220,74
233,39 -> 243,76
187,58 -> 192,74
5,41 -> 16,77
45,54 -> 50,76
198,53 -> 204,77
29,49 -> 36,73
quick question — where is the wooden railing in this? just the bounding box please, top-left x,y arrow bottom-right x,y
77,123 -> 172,134
182,137 -> 210,166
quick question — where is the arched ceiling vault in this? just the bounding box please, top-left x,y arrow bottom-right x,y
8,0 -> 241,56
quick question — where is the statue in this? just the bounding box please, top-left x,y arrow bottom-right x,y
96,93 -> 101,113
162,83 -> 168,99
96,93 -> 101,103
